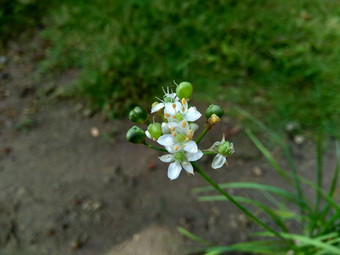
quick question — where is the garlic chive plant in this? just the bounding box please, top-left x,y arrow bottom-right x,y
127,82 -> 340,255
127,81 -> 283,238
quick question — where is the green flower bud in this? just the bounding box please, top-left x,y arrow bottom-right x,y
176,81 -> 193,99
147,123 -> 162,140
218,141 -> 234,156
129,106 -> 148,124
205,104 -> 224,119
126,126 -> 146,144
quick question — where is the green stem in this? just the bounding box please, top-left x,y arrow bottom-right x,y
195,124 -> 211,145
143,141 -> 167,152
203,151 -> 216,155
192,162 -> 283,240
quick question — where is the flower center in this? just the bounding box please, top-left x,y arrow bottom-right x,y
174,151 -> 186,162
176,133 -> 186,143
164,96 -> 174,103
175,113 -> 184,121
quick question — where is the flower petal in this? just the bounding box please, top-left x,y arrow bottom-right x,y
183,141 -> 198,153
186,150 -> 203,162
145,130 -> 152,139
181,161 -> 194,175
168,161 -> 182,180
185,107 -> 201,122
157,134 -> 175,147
151,103 -> 164,113
161,123 -> 171,134
212,154 -> 226,169
159,154 -> 174,163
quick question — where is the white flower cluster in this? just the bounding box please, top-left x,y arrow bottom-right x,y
146,87 -> 234,180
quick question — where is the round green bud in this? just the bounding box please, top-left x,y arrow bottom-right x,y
126,126 -> 146,144
147,123 -> 162,140
205,104 -> 224,119
176,81 -> 193,99
129,106 -> 148,124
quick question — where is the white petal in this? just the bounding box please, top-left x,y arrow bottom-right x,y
186,150 -> 203,162
207,141 -> 221,151
161,123 -> 171,134
185,107 -> 201,121
164,102 -> 180,116
212,154 -> 226,169
181,161 -> 194,175
157,134 -> 175,147
151,103 -> 164,113
159,154 -> 174,163
177,120 -> 189,133
168,161 -> 182,180
145,131 -> 152,139
189,123 -> 199,132
183,141 -> 198,153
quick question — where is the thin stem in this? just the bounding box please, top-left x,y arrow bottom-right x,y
203,151 -> 216,155
192,162 -> 283,240
143,141 -> 167,152
195,124 -> 211,145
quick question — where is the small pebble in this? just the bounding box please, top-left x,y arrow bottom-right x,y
252,166 -> 263,177
70,240 -> 83,250
294,135 -> 305,145
147,161 -> 156,171
91,127 -> 100,137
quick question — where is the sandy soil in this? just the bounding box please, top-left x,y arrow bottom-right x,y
0,38 -> 337,255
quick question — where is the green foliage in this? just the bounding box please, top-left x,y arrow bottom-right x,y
38,0 -> 339,131
0,0 -> 49,44
189,112 -> 340,255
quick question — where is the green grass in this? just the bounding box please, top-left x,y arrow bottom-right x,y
4,0 -> 339,135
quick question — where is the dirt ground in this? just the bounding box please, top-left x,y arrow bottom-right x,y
0,38 -> 337,255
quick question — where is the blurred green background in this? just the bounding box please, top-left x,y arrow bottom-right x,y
1,0 -> 339,137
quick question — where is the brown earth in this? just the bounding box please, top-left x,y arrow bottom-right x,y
0,37 -> 337,255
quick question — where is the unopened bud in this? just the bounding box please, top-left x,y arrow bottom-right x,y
129,106 -> 148,124
176,81 -> 193,99
147,123 -> 162,140
205,104 -> 224,119
126,126 -> 146,144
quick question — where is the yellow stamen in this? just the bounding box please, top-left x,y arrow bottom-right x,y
185,137 -> 189,142
181,106 -> 185,112
172,115 -> 176,119
181,98 -> 186,105
174,145 -> 179,151
182,122 -> 187,128
170,127 -> 175,132
172,132 -> 176,137
165,113 -> 170,118
172,103 -> 176,109
187,130 -> 193,140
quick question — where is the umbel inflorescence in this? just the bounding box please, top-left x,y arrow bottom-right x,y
126,81 -> 234,180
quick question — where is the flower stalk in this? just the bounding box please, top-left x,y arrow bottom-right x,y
192,162 -> 283,240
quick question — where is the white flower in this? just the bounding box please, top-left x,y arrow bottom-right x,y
164,98 -> 201,123
151,87 -> 178,113
208,135 -> 235,169
157,132 -> 198,154
159,149 -> 203,180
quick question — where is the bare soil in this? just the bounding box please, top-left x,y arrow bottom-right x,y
0,37 -> 337,255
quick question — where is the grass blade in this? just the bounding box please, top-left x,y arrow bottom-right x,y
177,227 -> 211,246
